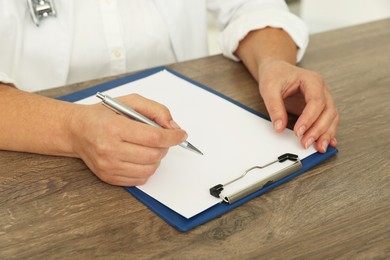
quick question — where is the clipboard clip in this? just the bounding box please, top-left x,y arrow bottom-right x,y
209,153 -> 302,204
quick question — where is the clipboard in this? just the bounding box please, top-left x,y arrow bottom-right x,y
59,66 -> 338,232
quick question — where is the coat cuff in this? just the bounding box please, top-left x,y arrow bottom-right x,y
0,72 -> 16,87
220,9 -> 309,63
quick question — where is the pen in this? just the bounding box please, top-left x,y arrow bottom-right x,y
96,92 -> 203,155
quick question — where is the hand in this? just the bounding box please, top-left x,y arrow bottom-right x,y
258,60 -> 339,153
69,94 -> 187,186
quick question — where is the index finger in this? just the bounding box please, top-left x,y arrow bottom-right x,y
117,94 -> 180,129
119,118 -> 188,148
294,80 -> 327,136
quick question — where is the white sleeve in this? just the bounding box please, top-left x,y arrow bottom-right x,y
0,72 -> 16,86
207,0 -> 309,62
0,2 -> 20,87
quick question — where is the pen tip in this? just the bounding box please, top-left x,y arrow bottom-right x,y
187,142 -> 204,155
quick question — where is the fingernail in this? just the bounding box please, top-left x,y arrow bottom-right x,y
297,125 -> 306,137
305,137 -> 315,149
322,139 -> 329,152
274,120 -> 283,131
169,120 -> 181,129
331,137 -> 337,146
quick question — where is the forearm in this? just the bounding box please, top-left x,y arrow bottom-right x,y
235,27 -> 298,81
0,84 -> 79,157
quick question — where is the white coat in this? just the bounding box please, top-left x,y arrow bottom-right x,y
0,0 -> 308,91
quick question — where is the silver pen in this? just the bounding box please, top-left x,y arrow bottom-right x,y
96,92 -> 203,155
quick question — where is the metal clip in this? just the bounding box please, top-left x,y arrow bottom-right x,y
27,0 -> 57,26
210,153 -> 302,204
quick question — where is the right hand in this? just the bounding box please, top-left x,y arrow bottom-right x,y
69,94 -> 188,186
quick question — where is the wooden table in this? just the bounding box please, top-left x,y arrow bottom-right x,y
1,18 -> 389,259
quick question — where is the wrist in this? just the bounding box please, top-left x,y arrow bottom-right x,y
257,59 -> 291,83
66,103 -> 88,158
236,27 -> 298,82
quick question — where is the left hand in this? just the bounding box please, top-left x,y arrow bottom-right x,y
258,60 -> 339,153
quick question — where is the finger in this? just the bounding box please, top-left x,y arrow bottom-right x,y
94,160 -> 161,186
260,84 -> 288,132
100,175 -> 148,187
117,94 -> 180,129
77,122 -> 170,164
314,117 -> 339,153
300,104 -> 339,150
294,81 -> 327,137
330,137 -> 338,147
114,142 -> 169,165
118,119 -> 188,148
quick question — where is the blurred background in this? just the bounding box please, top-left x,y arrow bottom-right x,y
208,0 -> 390,55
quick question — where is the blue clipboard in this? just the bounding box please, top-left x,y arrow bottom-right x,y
59,66 -> 338,232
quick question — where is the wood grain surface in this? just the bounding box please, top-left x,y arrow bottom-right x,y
1,18 -> 389,259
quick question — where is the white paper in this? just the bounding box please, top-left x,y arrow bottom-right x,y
76,70 -> 317,218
